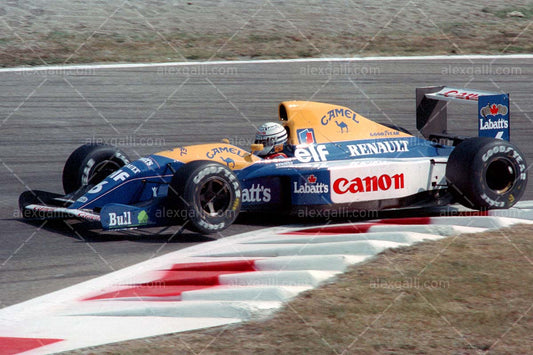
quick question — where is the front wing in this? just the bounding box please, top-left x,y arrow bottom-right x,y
19,190 -> 162,230
23,204 -> 101,222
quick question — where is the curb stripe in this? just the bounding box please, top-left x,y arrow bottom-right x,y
84,260 -> 258,301
0,337 -> 63,355
166,260 -> 258,272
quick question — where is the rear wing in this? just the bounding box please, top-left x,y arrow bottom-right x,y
416,86 -> 510,141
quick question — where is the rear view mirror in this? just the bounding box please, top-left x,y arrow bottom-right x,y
250,144 -> 264,153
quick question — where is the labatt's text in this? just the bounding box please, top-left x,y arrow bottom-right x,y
479,118 -> 508,130
293,182 -> 329,194
242,184 -> 271,203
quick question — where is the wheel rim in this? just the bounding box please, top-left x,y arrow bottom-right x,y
486,157 -> 516,194
89,160 -> 122,185
197,176 -> 233,217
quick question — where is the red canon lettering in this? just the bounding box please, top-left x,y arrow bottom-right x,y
333,178 -> 349,194
333,173 -> 405,194
378,174 -> 391,190
443,90 -> 479,101
443,90 -> 458,97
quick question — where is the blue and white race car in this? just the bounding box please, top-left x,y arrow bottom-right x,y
19,86 -> 528,234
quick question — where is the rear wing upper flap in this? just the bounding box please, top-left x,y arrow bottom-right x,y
416,86 -> 510,141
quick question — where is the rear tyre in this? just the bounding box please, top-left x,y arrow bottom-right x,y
62,143 -> 130,194
445,137 -> 527,209
168,161 -> 241,234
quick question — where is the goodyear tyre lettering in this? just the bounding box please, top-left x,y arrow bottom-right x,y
62,144 -> 130,194
81,158 -> 96,186
446,137 -> 527,210
168,161 -> 241,234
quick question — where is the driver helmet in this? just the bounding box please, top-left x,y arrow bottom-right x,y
254,122 -> 288,157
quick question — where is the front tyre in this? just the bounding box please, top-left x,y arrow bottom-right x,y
168,161 -> 241,234
62,143 -> 130,194
446,137 -> 527,210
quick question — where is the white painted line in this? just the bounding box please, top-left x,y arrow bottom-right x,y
0,54 -> 532,73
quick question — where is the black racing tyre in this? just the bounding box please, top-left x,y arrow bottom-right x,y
62,143 -> 130,194
378,122 -> 412,135
168,161 -> 241,234
446,137 -> 527,210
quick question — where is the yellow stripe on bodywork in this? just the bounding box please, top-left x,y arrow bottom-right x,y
280,101 -> 412,144
156,143 -> 261,170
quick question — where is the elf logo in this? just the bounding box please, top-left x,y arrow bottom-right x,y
295,145 -> 329,162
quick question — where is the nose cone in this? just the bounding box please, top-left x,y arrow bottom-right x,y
68,156 -> 164,210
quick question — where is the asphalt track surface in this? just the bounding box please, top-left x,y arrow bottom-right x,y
1,56 -> 532,308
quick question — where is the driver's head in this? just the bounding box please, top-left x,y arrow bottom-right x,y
254,122 -> 288,157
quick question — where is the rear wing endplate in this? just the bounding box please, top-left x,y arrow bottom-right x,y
416,86 -> 510,141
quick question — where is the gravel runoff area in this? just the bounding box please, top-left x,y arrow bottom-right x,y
0,0 -> 532,66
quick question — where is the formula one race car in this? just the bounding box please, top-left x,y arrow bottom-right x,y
20,86 -> 528,234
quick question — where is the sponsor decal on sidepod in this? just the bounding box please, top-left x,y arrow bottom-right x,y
293,174 -> 329,194
333,173 -> 405,194
242,184 -> 271,203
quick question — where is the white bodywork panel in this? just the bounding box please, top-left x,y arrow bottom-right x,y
327,157 -> 447,203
